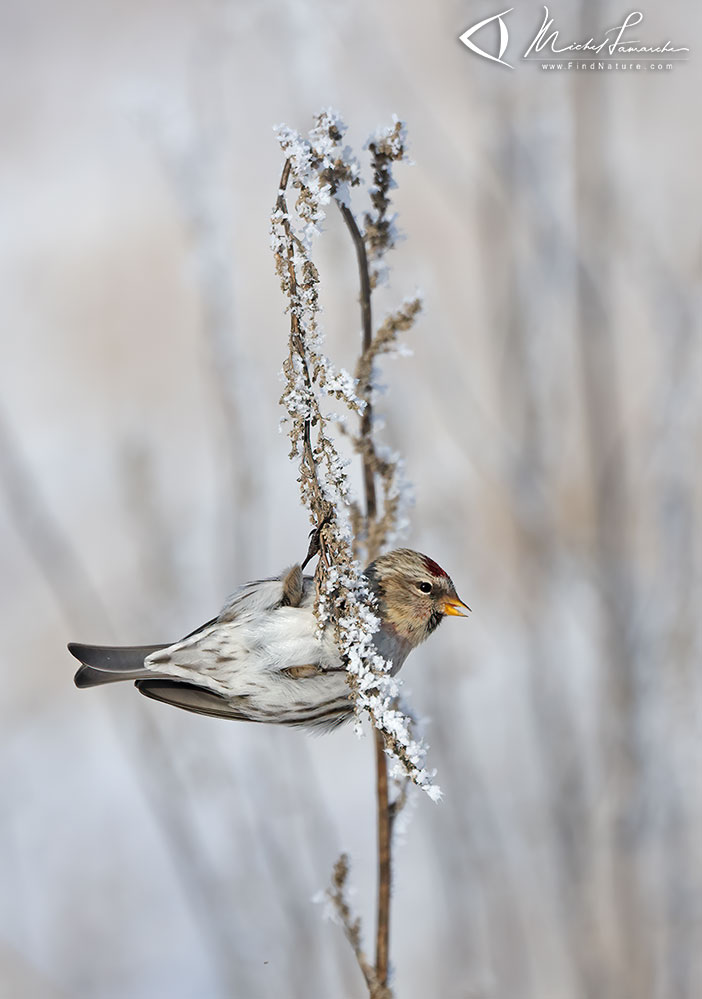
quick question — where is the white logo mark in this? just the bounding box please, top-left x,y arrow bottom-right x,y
459,8 -> 514,68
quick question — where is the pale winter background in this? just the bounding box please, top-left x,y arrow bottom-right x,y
1,1 -> 701,997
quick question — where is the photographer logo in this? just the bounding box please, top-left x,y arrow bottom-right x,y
459,6 -> 689,71
458,8 -> 514,68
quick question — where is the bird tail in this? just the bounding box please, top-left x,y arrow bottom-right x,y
68,642 -> 169,688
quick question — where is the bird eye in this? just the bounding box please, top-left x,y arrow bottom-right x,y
417,581 -> 432,594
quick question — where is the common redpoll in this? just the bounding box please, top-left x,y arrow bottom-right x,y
69,549 -> 469,730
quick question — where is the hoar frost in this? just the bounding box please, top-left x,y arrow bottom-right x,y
272,110 -> 436,798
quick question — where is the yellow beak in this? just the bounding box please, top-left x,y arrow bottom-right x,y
442,596 -> 471,617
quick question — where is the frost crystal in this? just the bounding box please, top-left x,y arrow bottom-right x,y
363,115 -> 410,290
272,111 -> 435,796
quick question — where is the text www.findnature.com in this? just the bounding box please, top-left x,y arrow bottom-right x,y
541,61 -> 674,71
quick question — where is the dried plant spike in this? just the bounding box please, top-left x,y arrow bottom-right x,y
272,111 -> 438,800
327,855 -> 392,999
364,116 -> 410,289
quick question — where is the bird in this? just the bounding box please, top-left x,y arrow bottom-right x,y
68,548 -> 470,731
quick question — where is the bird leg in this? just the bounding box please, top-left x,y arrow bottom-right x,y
300,515 -> 332,571
282,664 -> 323,679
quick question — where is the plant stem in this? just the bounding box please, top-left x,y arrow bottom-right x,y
338,202 -> 377,524
374,727 -> 392,986
338,198 -> 392,990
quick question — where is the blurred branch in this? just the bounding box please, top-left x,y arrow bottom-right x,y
137,106 -> 257,580
488,118 -> 602,999
0,407 -> 110,629
0,406 -> 250,997
573,41 -> 650,997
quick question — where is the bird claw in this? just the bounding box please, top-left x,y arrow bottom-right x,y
300,515 -> 332,571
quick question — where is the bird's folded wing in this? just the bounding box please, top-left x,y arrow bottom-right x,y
217,574 -> 314,622
135,679 -> 253,720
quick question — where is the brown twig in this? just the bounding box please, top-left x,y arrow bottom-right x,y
338,202 -> 377,528
337,198 -> 392,990
328,855 -> 393,999
274,112 -> 425,996
373,728 -> 392,985
275,158 -> 336,575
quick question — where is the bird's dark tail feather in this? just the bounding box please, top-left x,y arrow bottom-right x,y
68,642 -> 169,689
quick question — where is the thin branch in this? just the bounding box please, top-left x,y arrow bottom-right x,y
338,201 -> 377,527
328,855 -> 393,999
272,110 -> 428,998
337,196 -> 392,991
276,158 -> 329,533
373,729 -> 392,986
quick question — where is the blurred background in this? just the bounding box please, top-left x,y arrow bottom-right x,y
1,1 -> 700,996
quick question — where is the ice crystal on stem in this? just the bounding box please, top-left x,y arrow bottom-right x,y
272,110 -> 434,797
363,115 -> 410,289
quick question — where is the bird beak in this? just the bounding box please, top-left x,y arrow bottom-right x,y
442,596 -> 471,617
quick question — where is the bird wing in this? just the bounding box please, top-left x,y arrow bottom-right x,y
135,679 -> 254,720
215,571 -> 314,622
135,676 -> 352,731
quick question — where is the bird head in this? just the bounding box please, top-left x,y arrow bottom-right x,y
365,548 -> 470,652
